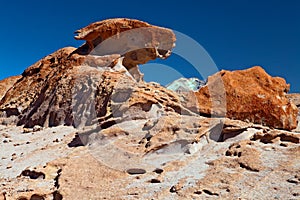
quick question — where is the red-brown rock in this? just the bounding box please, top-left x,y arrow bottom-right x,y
195,66 -> 298,130
0,47 -> 86,125
74,18 -> 175,58
0,19 -> 177,127
74,18 -> 176,81
0,75 -> 21,100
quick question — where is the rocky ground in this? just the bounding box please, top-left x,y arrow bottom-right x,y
0,18 -> 299,199
0,116 -> 299,199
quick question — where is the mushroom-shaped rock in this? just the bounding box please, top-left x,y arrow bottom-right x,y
74,18 -> 152,50
74,18 -> 176,81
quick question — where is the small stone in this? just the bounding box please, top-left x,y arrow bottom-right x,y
23,128 -> 32,133
170,186 -> 177,193
53,138 -> 59,143
153,168 -> 164,174
11,153 -> 17,161
126,168 -> 146,175
149,179 -> 161,183
33,125 -> 42,132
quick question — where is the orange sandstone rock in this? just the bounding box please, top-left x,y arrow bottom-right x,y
195,66 -> 298,130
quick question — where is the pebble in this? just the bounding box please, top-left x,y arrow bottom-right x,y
126,168 -> 146,175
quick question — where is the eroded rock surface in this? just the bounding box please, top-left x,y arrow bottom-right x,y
195,66 -> 298,130
1,116 -> 299,199
287,93 -> 300,107
0,18 -> 299,200
74,18 -> 176,81
0,18 -> 178,128
0,75 -> 21,101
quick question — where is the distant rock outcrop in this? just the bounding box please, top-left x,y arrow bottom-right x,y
195,66 -> 298,130
166,77 -> 205,92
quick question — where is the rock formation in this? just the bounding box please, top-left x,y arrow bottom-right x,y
195,66 -> 298,130
0,18 -> 299,199
288,93 -> 300,108
0,18 -> 177,128
0,47 -> 85,126
0,75 -> 21,100
74,18 -> 176,81
166,77 -> 205,92
287,93 -> 300,131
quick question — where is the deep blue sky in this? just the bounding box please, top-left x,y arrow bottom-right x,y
0,0 -> 299,92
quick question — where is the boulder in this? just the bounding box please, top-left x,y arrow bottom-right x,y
195,66 -> 298,130
74,18 -> 176,81
74,18 -> 152,50
0,19 -> 177,127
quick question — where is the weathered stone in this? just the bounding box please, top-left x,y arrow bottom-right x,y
0,75 -> 21,100
195,66 -> 298,130
1,18 -> 300,200
74,18 -> 175,57
287,93 -> 300,108
74,18 -> 176,81
1,110 -> 300,199
75,18 -> 151,50
0,47 -> 85,127
126,168 -> 146,175
166,77 -> 205,92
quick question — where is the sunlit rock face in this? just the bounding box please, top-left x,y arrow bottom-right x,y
0,75 -> 21,101
0,18 -> 299,200
0,18 -> 177,128
74,18 -> 176,82
287,93 -> 300,131
195,66 -> 298,130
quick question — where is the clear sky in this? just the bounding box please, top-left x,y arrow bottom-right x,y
0,0 -> 299,92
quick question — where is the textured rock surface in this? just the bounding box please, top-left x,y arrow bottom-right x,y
1,117 -> 299,199
0,19 -> 177,128
75,18 -> 151,50
0,75 -> 21,100
0,18 -> 299,200
0,47 -> 86,127
195,66 -> 298,130
287,93 -> 300,132
288,93 -> 300,107
74,18 -> 176,81
74,18 -> 175,57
